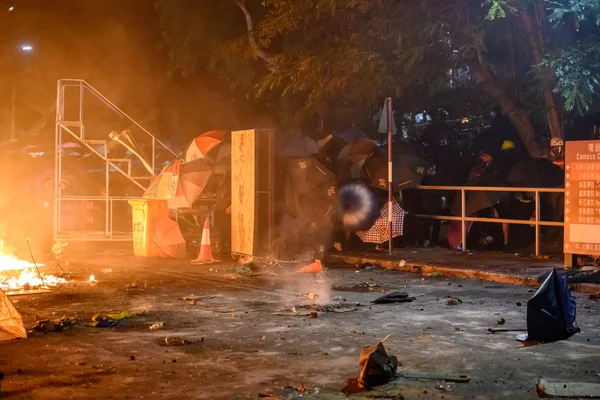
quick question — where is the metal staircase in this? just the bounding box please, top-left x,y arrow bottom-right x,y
54,79 -> 176,241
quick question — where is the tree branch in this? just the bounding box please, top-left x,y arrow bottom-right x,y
233,0 -> 276,71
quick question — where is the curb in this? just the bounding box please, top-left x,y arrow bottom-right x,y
326,254 -> 600,295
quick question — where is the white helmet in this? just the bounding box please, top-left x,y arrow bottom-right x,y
550,137 -> 564,147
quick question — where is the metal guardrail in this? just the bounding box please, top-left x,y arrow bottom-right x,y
413,185 -> 565,257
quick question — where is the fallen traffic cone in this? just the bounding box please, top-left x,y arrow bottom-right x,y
296,259 -> 323,274
192,217 -> 216,264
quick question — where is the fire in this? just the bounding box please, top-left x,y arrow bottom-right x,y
0,240 -> 67,291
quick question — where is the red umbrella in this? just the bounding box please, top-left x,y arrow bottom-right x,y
150,216 -> 186,259
185,130 -> 227,162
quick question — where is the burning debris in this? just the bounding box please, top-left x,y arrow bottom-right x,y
0,240 -> 66,291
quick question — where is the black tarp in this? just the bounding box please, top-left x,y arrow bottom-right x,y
527,268 -> 579,342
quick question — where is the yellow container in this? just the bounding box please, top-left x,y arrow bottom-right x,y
128,199 -> 169,257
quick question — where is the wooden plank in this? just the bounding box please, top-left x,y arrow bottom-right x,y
537,378 -> 600,398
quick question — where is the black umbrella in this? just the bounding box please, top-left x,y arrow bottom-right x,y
283,157 -> 337,224
337,138 -> 378,180
506,158 -> 564,187
451,174 -> 508,216
362,152 -> 430,191
338,182 -> 380,231
527,268 -> 579,342
276,129 -> 319,157
333,127 -> 370,144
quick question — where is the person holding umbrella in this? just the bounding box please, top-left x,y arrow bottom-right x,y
213,166 -> 231,255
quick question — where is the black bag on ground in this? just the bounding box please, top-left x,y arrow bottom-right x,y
527,268 -> 579,342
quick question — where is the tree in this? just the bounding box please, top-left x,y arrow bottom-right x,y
156,0 -> 600,155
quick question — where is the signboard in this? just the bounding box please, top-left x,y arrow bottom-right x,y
231,129 -> 256,256
564,140 -> 600,255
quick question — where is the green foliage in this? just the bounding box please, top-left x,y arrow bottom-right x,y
483,0 -> 518,20
544,41 -> 600,114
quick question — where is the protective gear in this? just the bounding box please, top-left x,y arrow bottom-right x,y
501,140 -> 515,151
478,153 -> 493,164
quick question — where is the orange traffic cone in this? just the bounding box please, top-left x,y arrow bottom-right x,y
192,217 -> 216,264
295,259 -> 323,274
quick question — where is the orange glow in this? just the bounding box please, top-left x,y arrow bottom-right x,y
0,240 -> 66,291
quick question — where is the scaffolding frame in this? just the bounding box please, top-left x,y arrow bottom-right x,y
54,79 -> 175,241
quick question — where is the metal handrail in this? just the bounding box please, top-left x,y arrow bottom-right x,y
412,185 -> 565,256
58,79 -> 177,164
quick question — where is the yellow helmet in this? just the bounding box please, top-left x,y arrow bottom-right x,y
501,140 -> 515,151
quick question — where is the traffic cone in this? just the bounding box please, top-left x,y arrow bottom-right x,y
192,217 -> 215,264
295,259 -> 323,274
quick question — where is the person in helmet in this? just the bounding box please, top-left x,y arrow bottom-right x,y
549,137 -> 564,168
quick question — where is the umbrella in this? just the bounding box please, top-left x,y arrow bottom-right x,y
338,182 -> 380,231
185,130 -> 228,162
169,159 -> 213,209
527,268 -> 579,342
356,201 -> 406,244
506,158 -> 564,187
284,157 -> 337,223
356,342 -> 398,389
207,142 -> 231,172
333,127 -> 370,144
362,152 -> 430,192
143,161 -> 181,201
277,130 -> 320,157
143,159 -> 213,209
150,215 -> 187,259
451,174 -> 508,216
337,138 -> 377,179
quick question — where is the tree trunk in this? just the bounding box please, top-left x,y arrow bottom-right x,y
520,4 -> 563,140
233,0 -> 275,71
470,62 -> 544,157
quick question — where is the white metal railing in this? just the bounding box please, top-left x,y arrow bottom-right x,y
413,185 -> 565,257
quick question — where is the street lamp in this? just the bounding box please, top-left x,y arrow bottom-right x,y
10,44 -> 34,142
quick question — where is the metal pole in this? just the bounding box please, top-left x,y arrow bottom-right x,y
10,78 -> 16,141
461,189 -> 466,252
386,97 -> 393,255
535,190 -> 540,257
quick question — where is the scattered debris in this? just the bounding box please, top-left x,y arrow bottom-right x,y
372,292 -> 415,304
332,296 -> 346,302
446,297 -> 462,306
589,294 -> 600,301
306,293 -> 319,301
89,275 -> 97,284
497,318 -> 506,326
516,302 -> 522,306
86,311 -> 131,328
398,372 -> 470,383
149,321 -> 165,331
100,268 -> 112,274
158,336 -> 188,346
332,282 -> 391,293
189,300 -> 196,305
295,383 -> 307,393
536,378 -> 600,398
436,381 -> 455,392
487,328 -> 527,334
275,304 -> 356,316
398,260 -> 406,268
309,312 -> 318,319
33,316 -> 79,333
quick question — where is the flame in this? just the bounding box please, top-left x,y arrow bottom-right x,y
89,275 -> 96,283
0,239 -> 67,291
